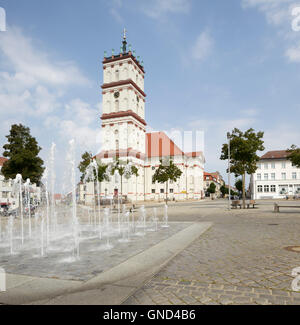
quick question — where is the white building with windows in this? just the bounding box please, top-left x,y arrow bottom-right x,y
0,157 -> 17,208
251,150 -> 300,199
79,32 -> 205,204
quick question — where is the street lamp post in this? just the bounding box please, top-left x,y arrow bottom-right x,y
227,132 -> 231,211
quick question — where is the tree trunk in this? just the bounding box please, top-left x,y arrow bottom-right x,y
121,176 -> 123,197
242,172 -> 246,209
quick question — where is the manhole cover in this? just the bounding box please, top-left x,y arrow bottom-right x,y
284,246 -> 300,253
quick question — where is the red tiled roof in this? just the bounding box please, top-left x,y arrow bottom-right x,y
185,151 -> 203,158
146,132 -> 184,158
260,150 -> 289,160
0,157 -> 8,167
204,172 -> 216,182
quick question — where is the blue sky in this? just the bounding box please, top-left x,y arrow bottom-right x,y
0,0 -> 300,189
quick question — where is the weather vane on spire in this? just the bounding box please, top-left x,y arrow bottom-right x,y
122,28 -> 127,54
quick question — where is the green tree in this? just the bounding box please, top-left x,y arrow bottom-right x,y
152,158 -> 182,204
131,165 -> 139,202
220,128 -> 264,209
287,145 -> 300,168
110,159 -> 136,196
207,183 -> 216,199
78,151 -> 93,182
235,178 -> 243,195
220,185 -> 228,197
2,124 -> 45,184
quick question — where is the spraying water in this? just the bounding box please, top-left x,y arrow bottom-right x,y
162,204 -> 169,228
24,179 -> 32,238
13,174 -> 24,244
68,139 -> 80,259
50,143 -> 57,233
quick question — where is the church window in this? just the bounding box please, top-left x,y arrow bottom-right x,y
106,101 -> 111,113
124,68 -> 129,79
115,100 -> 119,112
124,98 -> 128,110
152,189 -> 155,194
106,71 -> 111,83
115,70 -> 119,81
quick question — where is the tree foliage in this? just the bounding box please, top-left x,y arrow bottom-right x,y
220,128 -> 264,208
220,185 -> 227,197
2,124 -> 45,184
78,151 -> 94,182
287,145 -> 300,168
235,178 -> 243,193
207,182 -> 216,194
78,152 -> 109,183
110,159 -> 137,195
152,158 -> 182,203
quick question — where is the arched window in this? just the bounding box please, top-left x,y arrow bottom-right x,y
106,71 -> 111,83
123,98 -> 128,110
136,74 -> 138,84
115,70 -> 119,81
106,100 -> 111,113
123,68 -> 129,79
115,100 -> 119,112
116,139 -> 119,151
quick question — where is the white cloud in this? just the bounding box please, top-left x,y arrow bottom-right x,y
192,31 -> 214,61
0,27 -> 90,87
109,0 -> 124,23
242,0 -> 292,26
44,98 -> 102,151
285,43 -> 300,61
0,26 -> 101,189
241,0 -> 300,63
141,0 -> 191,19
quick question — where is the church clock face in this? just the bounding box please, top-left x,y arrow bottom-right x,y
114,91 -> 120,99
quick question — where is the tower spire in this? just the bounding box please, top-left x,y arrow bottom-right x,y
122,28 -> 127,54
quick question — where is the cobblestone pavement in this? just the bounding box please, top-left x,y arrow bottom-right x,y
123,203 -> 300,305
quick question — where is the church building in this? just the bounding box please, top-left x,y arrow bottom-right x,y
79,32 -> 205,203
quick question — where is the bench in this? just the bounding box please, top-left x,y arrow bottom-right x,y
231,200 -> 242,209
274,203 -> 300,212
246,200 -> 257,209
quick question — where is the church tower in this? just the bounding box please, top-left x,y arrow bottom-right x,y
100,30 -> 146,158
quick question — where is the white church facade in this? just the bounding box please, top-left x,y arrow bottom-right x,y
79,33 -> 205,204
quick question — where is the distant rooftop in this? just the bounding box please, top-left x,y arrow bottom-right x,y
0,157 -> 8,167
260,150 -> 290,160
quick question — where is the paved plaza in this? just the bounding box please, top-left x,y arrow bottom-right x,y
124,200 -> 300,305
1,199 -> 300,305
